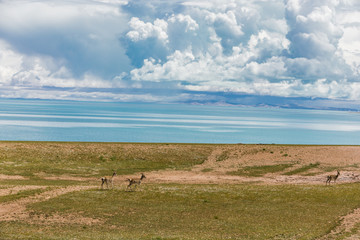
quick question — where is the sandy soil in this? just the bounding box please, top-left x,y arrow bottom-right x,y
1,144 -> 360,238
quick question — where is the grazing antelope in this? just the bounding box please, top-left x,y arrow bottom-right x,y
326,170 -> 340,185
126,173 -> 146,191
101,171 -> 116,189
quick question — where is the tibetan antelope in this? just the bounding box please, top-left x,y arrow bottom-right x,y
326,170 -> 340,185
101,171 -> 116,189
126,173 -> 146,191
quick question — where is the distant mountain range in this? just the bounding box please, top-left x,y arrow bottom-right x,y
180,93 -> 360,112
4,92 -> 360,112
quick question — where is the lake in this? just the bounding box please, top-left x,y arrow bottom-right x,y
0,99 -> 359,144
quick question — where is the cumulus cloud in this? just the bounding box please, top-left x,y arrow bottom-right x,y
126,17 -> 169,42
0,39 -> 113,89
123,0 -> 360,100
0,0 -> 131,78
0,0 -> 359,104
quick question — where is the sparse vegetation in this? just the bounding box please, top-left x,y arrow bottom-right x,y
0,184 -> 359,239
323,166 -> 342,173
1,142 -> 360,239
216,150 -> 230,162
284,162 -> 321,175
0,188 -> 50,203
0,142 -> 213,177
228,164 -> 294,177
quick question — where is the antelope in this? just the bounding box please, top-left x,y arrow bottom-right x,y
326,170 -> 340,185
126,173 -> 146,191
101,171 -> 116,189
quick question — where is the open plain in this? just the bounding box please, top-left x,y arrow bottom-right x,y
1,142 -> 360,239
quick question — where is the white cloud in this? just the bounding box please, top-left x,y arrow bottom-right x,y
0,0 -> 359,104
285,0 -> 343,58
205,10 -> 244,38
0,40 -> 22,85
130,27 -> 290,83
126,17 -> 169,42
125,0 -> 359,101
0,0 -> 131,77
337,2 -> 360,74
168,14 -> 199,32
339,26 -> 360,74
0,39 -> 114,89
0,0 -> 125,33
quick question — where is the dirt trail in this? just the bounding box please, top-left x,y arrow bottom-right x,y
143,169 -> 360,185
142,146 -> 360,185
0,185 -> 45,196
1,144 -> 360,236
0,174 -> 27,180
0,185 -> 96,223
317,207 -> 360,240
192,146 -> 229,172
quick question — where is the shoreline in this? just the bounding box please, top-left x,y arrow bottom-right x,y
0,140 -> 359,146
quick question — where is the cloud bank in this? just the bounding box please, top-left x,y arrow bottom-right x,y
0,0 -> 359,108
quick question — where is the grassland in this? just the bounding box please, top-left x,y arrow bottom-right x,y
0,142 -> 213,177
1,142 -> 360,239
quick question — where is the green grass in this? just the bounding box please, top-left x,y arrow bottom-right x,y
0,179 -> 87,187
228,164 -> 294,177
284,162 -> 321,175
0,183 -> 358,239
0,142 -> 213,177
1,143 -> 360,239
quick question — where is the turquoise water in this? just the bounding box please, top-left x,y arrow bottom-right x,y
0,99 -> 359,144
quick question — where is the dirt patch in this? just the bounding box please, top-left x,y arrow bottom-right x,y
318,208 -> 360,240
0,185 -> 96,223
0,174 -> 27,180
141,170 -> 360,185
139,145 -> 360,185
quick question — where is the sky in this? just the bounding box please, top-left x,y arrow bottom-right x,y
0,0 -> 360,109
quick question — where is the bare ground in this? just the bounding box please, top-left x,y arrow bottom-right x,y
142,145 -> 360,185
0,186 -> 99,225
1,144 -> 360,238
318,207 -> 360,240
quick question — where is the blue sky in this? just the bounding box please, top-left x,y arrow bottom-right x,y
0,0 -> 359,109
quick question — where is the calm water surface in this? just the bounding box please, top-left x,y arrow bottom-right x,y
0,99 -> 359,144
